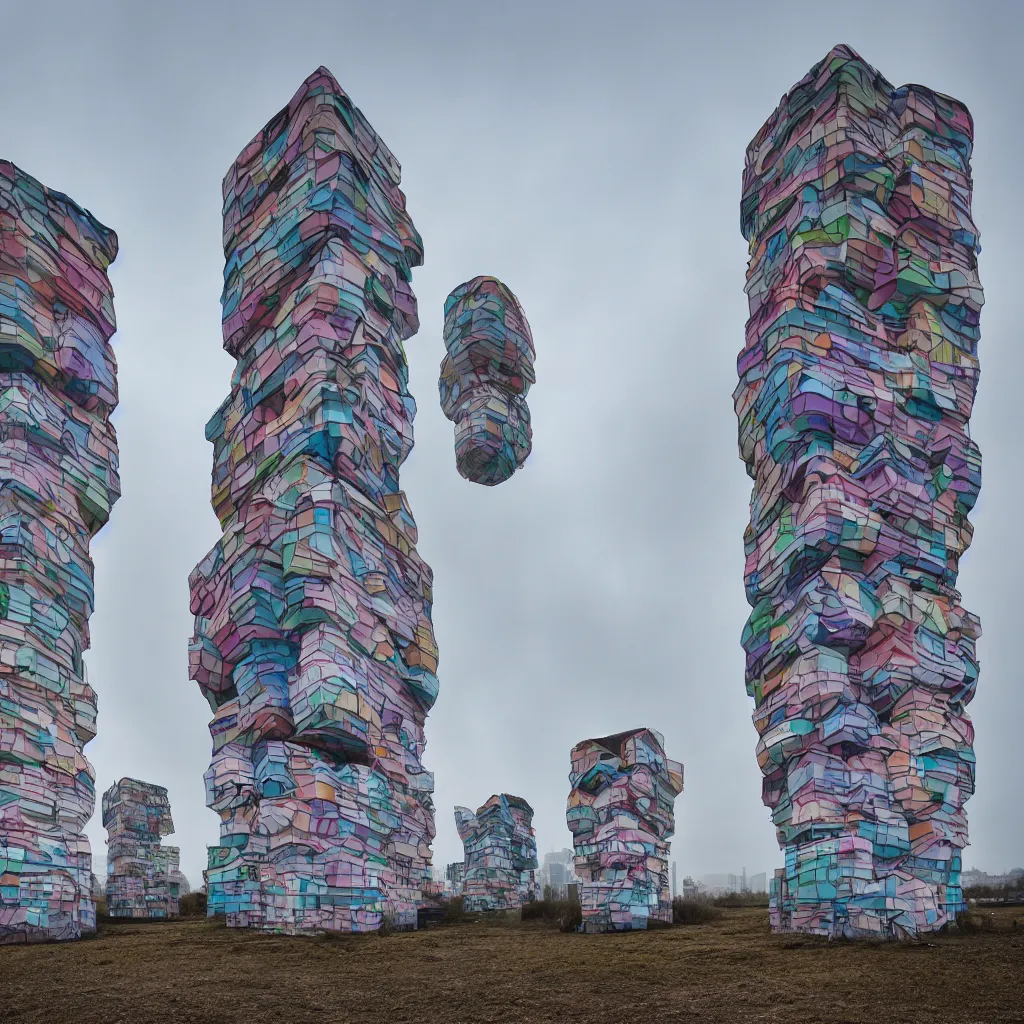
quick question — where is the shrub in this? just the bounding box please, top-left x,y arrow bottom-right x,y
521,899 -> 582,932
954,911 -> 998,933
964,884 -> 1024,900
558,901 -> 582,933
672,897 -> 722,925
441,896 -> 469,923
178,891 -> 208,917
520,899 -> 554,921
710,890 -> 771,908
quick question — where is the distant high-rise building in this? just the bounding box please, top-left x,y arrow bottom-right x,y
702,873 -> 745,895
548,862 -> 569,890
540,849 -> 576,898
445,861 -> 465,896
698,870 -> 770,895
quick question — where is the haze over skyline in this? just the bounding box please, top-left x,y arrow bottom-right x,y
2,0 -> 1022,888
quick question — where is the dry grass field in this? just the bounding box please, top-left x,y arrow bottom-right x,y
1,907 -> 1022,1024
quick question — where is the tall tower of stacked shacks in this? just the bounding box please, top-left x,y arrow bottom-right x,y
0,162 -> 120,943
189,68 -> 438,933
102,778 -> 179,919
566,728 -> 683,932
736,46 -> 983,938
455,794 -> 538,911
439,276 -> 535,485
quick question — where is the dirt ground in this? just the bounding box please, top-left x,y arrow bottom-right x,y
1,907 -> 1022,1024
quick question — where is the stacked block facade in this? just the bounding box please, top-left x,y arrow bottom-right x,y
102,777 -> 179,919
455,794 -> 537,911
567,729 -> 682,932
0,162 -> 119,943
190,68 -> 438,934
736,46 -> 983,937
439,276 -> 535,485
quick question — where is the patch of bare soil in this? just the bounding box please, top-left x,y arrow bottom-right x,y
1,907 -> 1022,1023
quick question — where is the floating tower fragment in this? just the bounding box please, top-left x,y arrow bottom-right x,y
0,162 -> 119,943
189,68 -> 438,934
439,276 -> 535,485
736,45 -> 983,938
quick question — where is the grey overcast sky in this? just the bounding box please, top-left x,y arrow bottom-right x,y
1,0 -> 1021,888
